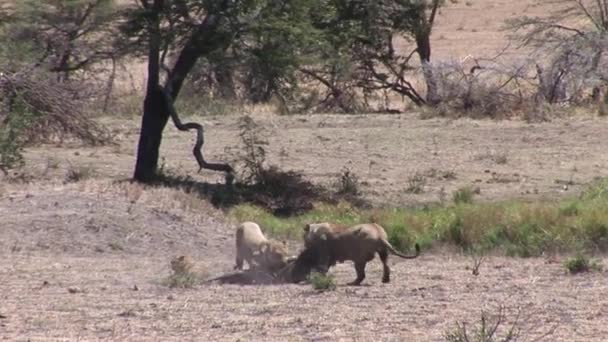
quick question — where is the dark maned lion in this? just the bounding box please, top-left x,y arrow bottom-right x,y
297,222 -> 420,285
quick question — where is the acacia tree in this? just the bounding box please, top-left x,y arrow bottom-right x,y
128,0 -> 231,182
127,0 -> 448,182
293,0 -> 444,111
127,0 -> 319,182
5,0 -> 118,81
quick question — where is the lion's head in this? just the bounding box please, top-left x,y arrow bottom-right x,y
253,240 -> 290,273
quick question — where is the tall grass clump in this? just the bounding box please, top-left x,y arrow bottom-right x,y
229,178 -> 608,256
563,254 -> 603,274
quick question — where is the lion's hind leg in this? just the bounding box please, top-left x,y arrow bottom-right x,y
378,249 -> 390,283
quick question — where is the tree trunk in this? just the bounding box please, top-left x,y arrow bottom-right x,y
133,87 -> 170,182
133,0 -> 164,182
133,4 -> 232,182
415,0 -> 441,106
416,33 -> 441,105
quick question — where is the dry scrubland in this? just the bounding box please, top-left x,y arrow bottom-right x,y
3,0 -> 608,341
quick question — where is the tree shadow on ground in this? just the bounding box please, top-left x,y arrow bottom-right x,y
138,166 -> 370,217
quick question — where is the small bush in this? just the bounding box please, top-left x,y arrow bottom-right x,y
164,272 -> 200,289
65,164 -> 94,183
309,272 -> 336,291
108,242 -> 124,251
406,172 -> 426,194
444,306 -> 521,342
563,254 -> 602,274
335,167 -> 360,197
453,186 -> 475,204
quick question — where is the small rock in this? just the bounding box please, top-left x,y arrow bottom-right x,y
0,314 -> 7,319
167,295 -> 175,300
67,287 -> 82,294
118,310 -> 136,317
132,285 -> 139,291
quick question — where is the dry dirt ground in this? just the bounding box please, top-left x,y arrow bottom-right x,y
2,112 -> 608,341
20,112 -> 608,207
1,181 -> 608,341
4,0 -> 608,340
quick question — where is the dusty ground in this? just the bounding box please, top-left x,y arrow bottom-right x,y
20,112 -> 608,207
1,181 -> 608,341
3,110 -> 608,341
4,0 -> 608,341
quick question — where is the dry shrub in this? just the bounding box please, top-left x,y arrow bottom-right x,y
426,59 -> 535,119
444,306 -> 520,342
235,166 -> 326,217
329,167 -> 368,207
64,163 -> 94,183
0,69 -> 112,146
223,115 -> 330,216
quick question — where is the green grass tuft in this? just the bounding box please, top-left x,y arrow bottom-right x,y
563,254 -> 602,274
309,272 -> 336,291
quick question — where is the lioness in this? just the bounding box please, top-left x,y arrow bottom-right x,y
234,221 -> 290,273
302,222 -> 420,285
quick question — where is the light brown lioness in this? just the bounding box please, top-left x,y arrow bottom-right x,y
303,222 -> 420,285
234,221 -> 290,273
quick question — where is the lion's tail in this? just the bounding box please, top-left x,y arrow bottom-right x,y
383,239 -> 421,259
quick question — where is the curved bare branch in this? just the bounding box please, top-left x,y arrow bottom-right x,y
159,85 -> 234,175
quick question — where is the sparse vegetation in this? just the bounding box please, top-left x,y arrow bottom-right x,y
467,250 -> 485,276
406,172 -> 427,194
64,163 -> 94,183
453,186 -> 475,204
335,167 -> 361,198
107,242 -> 124,252
309,272 -> 336,291
444,306 -> 521,342
563,254 -> 602,275
231,178 -> 608,256
164,271 -> 200,289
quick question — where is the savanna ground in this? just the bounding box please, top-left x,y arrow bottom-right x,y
3,0 -> 608,341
